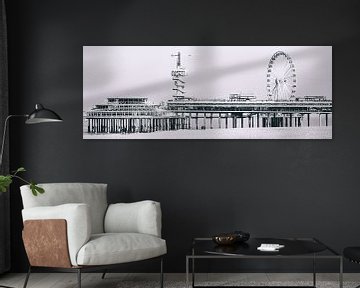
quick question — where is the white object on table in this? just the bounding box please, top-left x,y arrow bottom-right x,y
257,243 -> 285,251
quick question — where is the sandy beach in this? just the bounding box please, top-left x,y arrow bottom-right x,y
83,126 -> 332,140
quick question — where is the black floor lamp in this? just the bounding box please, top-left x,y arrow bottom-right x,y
0,103 -> 62,288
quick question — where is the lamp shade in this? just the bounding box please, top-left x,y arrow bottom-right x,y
25,104 -> 63,124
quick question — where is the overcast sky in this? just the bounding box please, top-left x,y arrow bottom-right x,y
83,46 -> 332,111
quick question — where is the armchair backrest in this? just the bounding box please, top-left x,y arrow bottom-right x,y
20,183 -> 108,234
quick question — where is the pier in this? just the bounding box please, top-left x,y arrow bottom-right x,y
87,116 -> 189,134
85,97 -> 332,134
167,97 -> 332,130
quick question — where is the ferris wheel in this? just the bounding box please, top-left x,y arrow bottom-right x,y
266,51 -> 297,101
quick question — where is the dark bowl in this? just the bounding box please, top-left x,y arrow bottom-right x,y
212,234 -> 237,245
233,230 -> 250,242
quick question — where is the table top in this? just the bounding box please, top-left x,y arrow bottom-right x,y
189,237 -> 340,258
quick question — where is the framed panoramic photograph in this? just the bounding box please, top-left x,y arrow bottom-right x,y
83,46 -> 332,139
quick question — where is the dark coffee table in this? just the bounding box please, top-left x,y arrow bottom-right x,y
186,237 -> 342,288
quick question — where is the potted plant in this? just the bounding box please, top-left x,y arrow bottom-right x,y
0,167 -> 44,196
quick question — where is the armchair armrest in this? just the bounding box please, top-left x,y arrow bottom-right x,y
104,200 -> 162,237
22,203 -> 91,266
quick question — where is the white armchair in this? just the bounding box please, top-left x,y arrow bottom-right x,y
20,183 -> 166,288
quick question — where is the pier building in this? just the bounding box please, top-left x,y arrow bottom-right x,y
86,97 -> 189,134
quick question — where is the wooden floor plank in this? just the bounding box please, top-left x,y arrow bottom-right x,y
1,273 -> 359,288
0,273 -> 26,287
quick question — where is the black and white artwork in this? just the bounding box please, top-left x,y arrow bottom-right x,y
83,46 -> 332,139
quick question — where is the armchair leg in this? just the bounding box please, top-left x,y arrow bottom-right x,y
101,270 -> 107,279
23,266 -> 31,288
160,257 -> 164,288
77,268 -> 81,288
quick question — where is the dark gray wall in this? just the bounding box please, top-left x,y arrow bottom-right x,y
5,0 -> 360,273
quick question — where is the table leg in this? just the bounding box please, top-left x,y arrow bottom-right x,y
313,254 -> 316,287
192,257 -> 195,288
186,257 -> 189,288
339,257 -> 343,288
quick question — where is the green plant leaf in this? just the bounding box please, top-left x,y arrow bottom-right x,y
30,182 -> 38,196
35,185 -> 45,194
0,175 -> 13,192
11,167 -> 26,175
15,167 -> 26,173
29,182 -> 44,196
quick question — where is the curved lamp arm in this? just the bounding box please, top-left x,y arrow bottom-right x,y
0,114 -> 28,169
0,104 -> 63,170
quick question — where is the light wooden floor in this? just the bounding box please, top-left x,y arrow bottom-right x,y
0,273 -> 359,288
